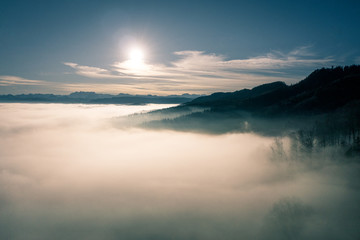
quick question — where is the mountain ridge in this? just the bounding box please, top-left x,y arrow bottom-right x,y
138,65 -> 360,138
0,92 -> 202,105
184,65 -> 360,115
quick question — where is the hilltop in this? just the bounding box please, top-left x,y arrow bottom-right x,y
140,65 -> 360,149
185,65 -> 360,115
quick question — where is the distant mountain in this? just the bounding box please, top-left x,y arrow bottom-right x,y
68,92 -> 113,100
0,92 -> 202,104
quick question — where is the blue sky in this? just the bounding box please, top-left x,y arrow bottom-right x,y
1,0 -> 359,95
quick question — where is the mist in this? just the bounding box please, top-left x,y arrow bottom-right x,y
0,103 -> 359,240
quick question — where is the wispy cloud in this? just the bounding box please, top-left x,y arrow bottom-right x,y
169,48 -> 332,72
63,62 -> 120,79
0,75 -> 46,86
288,45 -> 316,57
63,46 -> 334,94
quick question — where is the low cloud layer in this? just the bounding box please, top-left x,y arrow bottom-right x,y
0,103 -> 359,239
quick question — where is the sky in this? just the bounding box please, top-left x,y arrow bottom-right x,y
0,0 -> 359,95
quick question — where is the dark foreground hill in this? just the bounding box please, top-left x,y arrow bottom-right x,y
137,66 -> 360,155
185,65 -> 360,115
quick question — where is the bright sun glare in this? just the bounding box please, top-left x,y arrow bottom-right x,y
129,48 -> 144,63
126,47 -> 146,71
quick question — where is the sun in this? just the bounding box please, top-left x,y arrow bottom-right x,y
120,45 -> 149,74
129,47 -> 144,64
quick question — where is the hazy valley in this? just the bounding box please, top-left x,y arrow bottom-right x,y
1,65 -> 360,239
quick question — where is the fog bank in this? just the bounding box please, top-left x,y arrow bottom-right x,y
0,103 -> 359,240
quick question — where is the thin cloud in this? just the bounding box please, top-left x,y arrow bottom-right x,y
63,62 -> 120,79
0,75 -> 46,86
63,46 -> 334,94
289,45 -> 316,57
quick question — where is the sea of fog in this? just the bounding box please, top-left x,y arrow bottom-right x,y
0,103 -> 359,240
